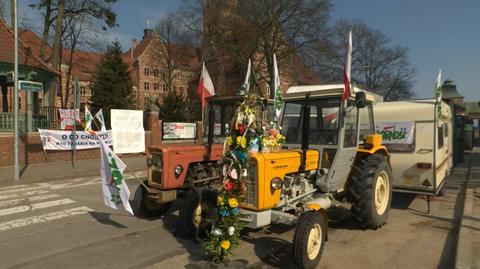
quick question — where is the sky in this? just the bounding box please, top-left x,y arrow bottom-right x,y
14,0 -> 480,101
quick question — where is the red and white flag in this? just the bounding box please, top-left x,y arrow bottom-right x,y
197,62 -> 215,110
342,31 -> 353,100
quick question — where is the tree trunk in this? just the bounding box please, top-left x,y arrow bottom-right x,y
48,0 -> 64,106
10,0 -> 14,27
39,0 -> 52,59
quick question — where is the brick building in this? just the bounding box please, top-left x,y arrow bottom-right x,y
125,29 -> 200,109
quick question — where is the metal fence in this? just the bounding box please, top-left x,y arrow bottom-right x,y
0,106 -> 60,132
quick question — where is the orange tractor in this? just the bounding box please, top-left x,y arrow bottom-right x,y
133,96 -> 273,224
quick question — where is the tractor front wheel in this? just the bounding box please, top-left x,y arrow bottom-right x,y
293,211 -> 327,269
179,190 -> 217,239
133,181 -> 171,218
349,153 -> 393,229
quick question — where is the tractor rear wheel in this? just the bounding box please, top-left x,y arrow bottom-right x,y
349,153 -> 392,229
293,211 -> 327,269
133,181 -> 171,218
179,190 -> 217,239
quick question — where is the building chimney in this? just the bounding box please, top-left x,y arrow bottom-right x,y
131,38 -> 138,59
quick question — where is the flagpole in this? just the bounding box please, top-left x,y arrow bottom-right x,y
72,78 -> 78,168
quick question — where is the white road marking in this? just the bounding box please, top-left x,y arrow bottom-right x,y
0,190 -> 49,201
0,206 -> 93,232
0,194 -> 61,208
0,199 -> 76,217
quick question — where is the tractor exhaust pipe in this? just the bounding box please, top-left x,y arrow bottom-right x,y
300,93 -> 311,172
206,96 -> 215,160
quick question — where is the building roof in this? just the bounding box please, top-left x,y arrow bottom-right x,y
124,36 -> 201,70
292,54 -> 321,85
19,28 -> 52,61
0,20 -> 58,75
61,49 -> 103,81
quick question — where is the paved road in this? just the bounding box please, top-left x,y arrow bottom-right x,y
0,159 -> 469,269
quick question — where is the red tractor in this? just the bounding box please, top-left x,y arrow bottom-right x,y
133,96 -> 273,232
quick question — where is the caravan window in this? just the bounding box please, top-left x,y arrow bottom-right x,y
438,126 -> 444,148
445,124 -> 449,137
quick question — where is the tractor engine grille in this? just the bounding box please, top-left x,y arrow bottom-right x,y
245,161 -> 258,208
150,152 -> 163,186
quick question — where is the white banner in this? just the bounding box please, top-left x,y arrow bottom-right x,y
375,121 -> 414,144
38,129 -> 112,150
111,109 -> 145,154
163,122 -> 196,139
59,109 -> 80,130
99,137 -> 133,215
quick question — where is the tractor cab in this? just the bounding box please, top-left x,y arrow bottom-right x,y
280,84 -> 385,192
203,95 -> 274,141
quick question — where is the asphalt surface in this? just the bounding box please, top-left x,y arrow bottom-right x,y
0,157 -> 470,269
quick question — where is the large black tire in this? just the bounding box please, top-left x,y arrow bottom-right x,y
179,190 -> 217,239
133,181 -> 171,218
349,153 -> 393,229
293,211 -> 327,269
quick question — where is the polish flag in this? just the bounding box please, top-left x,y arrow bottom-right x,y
342,31 -> 353,100
197,62 -> 215,110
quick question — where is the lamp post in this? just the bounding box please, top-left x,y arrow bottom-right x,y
13,0 -> 19,181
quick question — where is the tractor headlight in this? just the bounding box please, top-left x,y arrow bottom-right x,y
174,165 -> 183,176
270,177 -> 283,190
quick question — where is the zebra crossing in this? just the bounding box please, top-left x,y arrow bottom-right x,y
0,177 -> 99,233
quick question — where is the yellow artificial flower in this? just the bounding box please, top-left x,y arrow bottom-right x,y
228,197 -> 239,208
217,196 -> 224,206
225,136 -> 233,146
220,240 -> 231,250
236,136 -> 247,148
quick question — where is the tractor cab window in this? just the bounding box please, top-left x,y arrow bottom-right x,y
343,102 -> 358,148
282,98 -> 341,145
358,105 -> 374,144
204,99 -> 272,137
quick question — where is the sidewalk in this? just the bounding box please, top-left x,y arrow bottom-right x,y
456,149 -> 480,269
0,154 -> 147,186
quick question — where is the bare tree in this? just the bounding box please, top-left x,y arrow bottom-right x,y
0,0 -> 6,21
29,0 -> 118,105
152,13 -> 192,93
182,0 -> 331,97
313,19 -> 416,100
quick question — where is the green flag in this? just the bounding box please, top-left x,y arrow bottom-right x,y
273,54 -> 282,121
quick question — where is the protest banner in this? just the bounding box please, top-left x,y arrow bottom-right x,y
38,129 -> 113,150
111,109 -> 145,154
163,122 -> 196,139
59,109 -> 80,130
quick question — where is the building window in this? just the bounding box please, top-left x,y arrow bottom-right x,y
144,81 -> 150,91
154,69 -> 159,78
79,86 -> 86,95
144,67 -> 150,77
162,84 -> 166,92
154,83 -> 159,91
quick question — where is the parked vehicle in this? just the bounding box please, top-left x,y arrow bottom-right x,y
133,96 -> 273,218
373,99 -> 453,196
182,84 -> 391,269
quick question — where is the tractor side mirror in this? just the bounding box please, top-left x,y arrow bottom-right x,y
355,92 -> 367,108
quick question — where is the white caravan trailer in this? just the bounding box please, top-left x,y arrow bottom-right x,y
373,99 -> 453,196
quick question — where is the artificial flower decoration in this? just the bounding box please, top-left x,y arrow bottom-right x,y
203,94 -> 260,263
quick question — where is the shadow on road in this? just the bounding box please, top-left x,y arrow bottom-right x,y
89,211 -> 128,228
